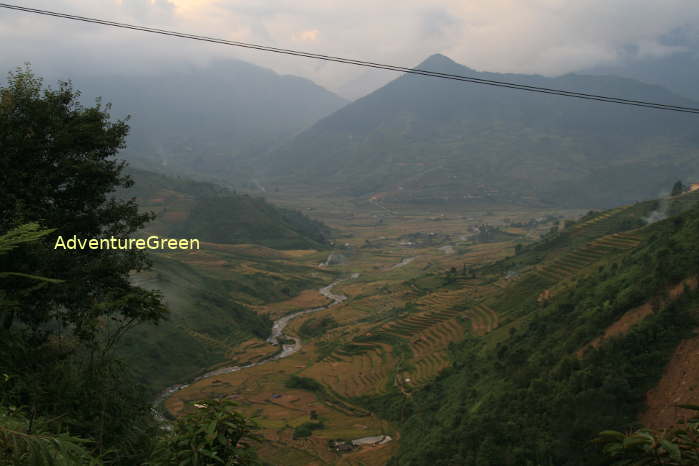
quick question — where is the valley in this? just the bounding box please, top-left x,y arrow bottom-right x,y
139,186 -> 699,465
150,193 -> 581,465
4,13 -> 699,462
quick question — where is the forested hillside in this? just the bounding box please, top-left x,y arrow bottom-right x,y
378,194 -> 699,465
263,54 -> 699,207
125,168 -> 333,250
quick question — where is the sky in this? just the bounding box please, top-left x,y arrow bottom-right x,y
1,0 -> 699,98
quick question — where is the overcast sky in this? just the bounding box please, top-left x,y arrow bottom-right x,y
1,0 -> 699,98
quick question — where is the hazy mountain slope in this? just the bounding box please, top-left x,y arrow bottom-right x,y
123,168 -> 332,250
582,28 -> 699,101
263,54 -> 699,207
584,51 -> 699,102
66,60 -> 346,184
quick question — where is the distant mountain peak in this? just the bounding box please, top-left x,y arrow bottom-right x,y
417,53 -> 460,69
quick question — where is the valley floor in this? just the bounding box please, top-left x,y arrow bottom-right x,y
161,196 -> 579,465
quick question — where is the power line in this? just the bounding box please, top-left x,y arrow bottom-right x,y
2,2 -> 699,114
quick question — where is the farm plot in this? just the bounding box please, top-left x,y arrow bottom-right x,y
464,303 -> 499,335
567,206 -> 630,237
402,350 -> 451,386
415,288 -> 469,311
535,231 -> 641,283
303,343 -> 395,398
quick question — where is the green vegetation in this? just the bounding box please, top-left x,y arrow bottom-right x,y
299,316 -> 339,338
672,180 -> 687,197
0,67 -> 262,465
0,66 -> 167,464
596,406 -> 699,465
470,224 -> 522,243
117,254 -> 273,391
284,376 -> 369,417
384,203 -> 699,465
285,375 -> 325,393
292,422 -> 325,439
152,399 -> 261,466
125,167 -> 333,250
174,194 -> 330,249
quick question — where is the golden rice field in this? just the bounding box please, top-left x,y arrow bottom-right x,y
165,198 -> 585,465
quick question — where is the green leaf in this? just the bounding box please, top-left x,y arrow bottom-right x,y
659,439 -> 682,461
623,436 -> 652,448
596,430 -> 626,442
0,272 -> 63,283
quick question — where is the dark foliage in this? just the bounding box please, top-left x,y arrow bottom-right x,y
387,205 -> 699,465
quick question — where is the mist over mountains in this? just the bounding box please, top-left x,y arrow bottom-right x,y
582,26 -> 699,102
56,59 -> 346,184
261,54 -> 699,207
35,51 -> 699,208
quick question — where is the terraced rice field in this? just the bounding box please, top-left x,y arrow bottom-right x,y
534,231 -> 641,283
567,206 -> 631,237
465,303 -> 499,335
415,289 -> 468,311
403,351 -> 451,386
305,344 -> 394,397
161,198 -> 583,465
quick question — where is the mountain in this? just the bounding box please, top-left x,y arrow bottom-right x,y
584,51 -> 699,102
335,68 -> 398,100
64,60 -> 346,185
261,54 -> 699,207
582,28 -> 699,102
123,168 -> 332,250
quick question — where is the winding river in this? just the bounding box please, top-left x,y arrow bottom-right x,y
153,273 -> 359,414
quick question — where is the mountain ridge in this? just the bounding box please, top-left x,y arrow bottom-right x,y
62,59 -> 347,186
260,53 -> 699,207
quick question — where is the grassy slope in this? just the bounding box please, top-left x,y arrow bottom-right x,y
380,192 -> 699,465
123,167 -> 332,250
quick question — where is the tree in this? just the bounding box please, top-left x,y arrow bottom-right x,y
671,180 -> 686,197
0,65 -> 166,342
0,225 -> 102,465
152,400 -> 261,466
0,66 -> 166,463
596,405 -> 699,465
0,405 -> 99,466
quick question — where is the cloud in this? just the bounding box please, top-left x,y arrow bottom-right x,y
295,29 -> 319,41
418,8 -> 461,40
2,0 -> 699,94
